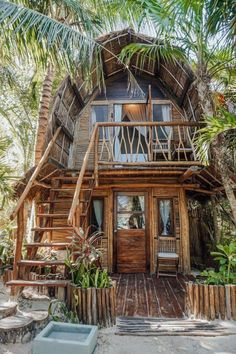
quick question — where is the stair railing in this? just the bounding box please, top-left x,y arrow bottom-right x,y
67,123 -> 99,231
11,126 -> 62,220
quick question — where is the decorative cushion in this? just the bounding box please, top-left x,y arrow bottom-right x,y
157,252 -> 179,259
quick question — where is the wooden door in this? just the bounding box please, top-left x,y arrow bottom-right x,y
114,192 -> 147,273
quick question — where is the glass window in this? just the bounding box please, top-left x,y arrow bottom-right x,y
153,104 -> 172,140
91,105 -> 108,139
117,195 -> 145,230
90,198 -> 104,234
158,199 -> 174,236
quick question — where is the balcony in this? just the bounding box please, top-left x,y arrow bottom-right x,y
94,121 -> 204,168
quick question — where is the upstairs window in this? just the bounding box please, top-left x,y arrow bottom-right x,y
153,104 -> 172,140
91,105 -> 108,139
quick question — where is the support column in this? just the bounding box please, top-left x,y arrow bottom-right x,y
13,205 -> 25,279
179,188 -> 191,273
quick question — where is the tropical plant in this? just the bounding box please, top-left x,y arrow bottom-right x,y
201,241 -> 236,284
0,219 -> 15,271
48,299 -> 79,323
195,108 -> 236,164
118,0 -> 236,224
65,227 -> 112,288
0,133 -> 14,208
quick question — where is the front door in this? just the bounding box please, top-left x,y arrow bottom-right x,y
114,192 -> 147,273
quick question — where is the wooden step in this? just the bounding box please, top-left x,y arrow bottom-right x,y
6,280 -> 69,287
31,227 -> 73,231
52,176 -> 94,181
18,260 -> 66,266
36,213 -> 69,218
37,199 -> 73,204
25,242 -> 71,248
51,188 -> 75,192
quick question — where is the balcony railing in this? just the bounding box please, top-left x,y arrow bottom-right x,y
94,121 -> 204,167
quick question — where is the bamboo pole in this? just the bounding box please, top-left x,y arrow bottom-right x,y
13,206 -> 25,279
11,126 -> 62,220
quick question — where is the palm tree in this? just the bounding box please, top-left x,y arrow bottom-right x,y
0,132 -> 13,209
118,0 -> 236,224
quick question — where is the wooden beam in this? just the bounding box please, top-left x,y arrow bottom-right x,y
214,184 -> 236,193
185,187 -> 215,195
179,188 -> 190,274
97,121 -> 204,127
178,166 -> 201,183
33,181 -> 51,189
99,169 -> 185,176
95,183 -> 199,189
98,161 -> 204,167
13,206 -> 25,279
11,127 -> 62,220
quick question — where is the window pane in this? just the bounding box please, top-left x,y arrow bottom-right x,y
117,196 -> 144,212
153,104 -> 171,140
91,105 -> 108,139
90,199 -> 104,233
159,199 -> 173,236
117,213 -> 145,229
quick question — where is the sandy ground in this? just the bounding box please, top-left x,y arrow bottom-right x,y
1,281 -> 236,354
1,328 -> 236,354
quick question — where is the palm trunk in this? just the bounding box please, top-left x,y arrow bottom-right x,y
196,76 -> 236,226
34,64 -> 54,164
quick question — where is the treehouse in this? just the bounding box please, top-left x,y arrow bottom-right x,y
8,29 -> 224,296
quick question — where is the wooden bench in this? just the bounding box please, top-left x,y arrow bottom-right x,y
157,237 -> 179,278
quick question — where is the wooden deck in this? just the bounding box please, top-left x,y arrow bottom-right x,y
112,273 -> 189,318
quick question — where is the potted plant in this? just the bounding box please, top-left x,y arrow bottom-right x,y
65,227 -> 116,327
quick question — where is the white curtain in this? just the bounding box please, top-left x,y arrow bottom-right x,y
138,196 -> 145,212
161,105 -> 171,138
160,200 -> 170,235
93,200 -> 103,231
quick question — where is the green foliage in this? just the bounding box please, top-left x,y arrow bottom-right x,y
48,300 -> 79,323
201,241 -> 236,284
195,108 -> 236,164
65,227 -> 112,288
0,132 -> 14,208
0,219 -> 15,271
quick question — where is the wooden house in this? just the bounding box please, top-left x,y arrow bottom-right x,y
7,29 -> 224,292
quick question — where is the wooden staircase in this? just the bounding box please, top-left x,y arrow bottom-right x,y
7,124 -> 99,293
7,171 -> 95,292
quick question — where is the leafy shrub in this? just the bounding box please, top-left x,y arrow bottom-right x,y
48,300 -> 79,323
200,241 -> 236,285
65,227 -> 112,288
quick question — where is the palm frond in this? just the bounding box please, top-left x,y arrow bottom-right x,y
194,109 -> 236,164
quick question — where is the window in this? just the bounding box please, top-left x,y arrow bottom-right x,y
117,195 -> 145,230
158,199 -> 174,236
90,198 -> 104,234
153,104 -> 172,140
91,105 -> 108,139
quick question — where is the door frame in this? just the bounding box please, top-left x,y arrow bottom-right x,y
113,190 -> 150,273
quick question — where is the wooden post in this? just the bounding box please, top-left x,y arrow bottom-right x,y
13,205 -> 25,280
94,128 -> 99,187
219,285 -> 225,320
231,285 -> 236,320
179,188 -> 190,273
209,285 -> 215,320
225,285 -> 232,320
214,285 -> 220,319
193,284 -> 199,318
203,285 -> 210,320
